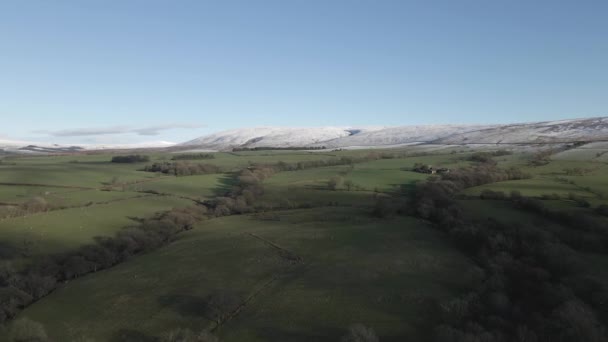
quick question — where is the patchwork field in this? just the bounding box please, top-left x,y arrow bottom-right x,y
0,144 -> 607,341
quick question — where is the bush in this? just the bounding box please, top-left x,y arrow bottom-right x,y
344,179 -> 355,191
371,197 -> 393,218
469,152 -> 495,164
111,155 -> 150,163
21,197 -> 48,213
0,288 -> 33,323
328,176 -> 343,191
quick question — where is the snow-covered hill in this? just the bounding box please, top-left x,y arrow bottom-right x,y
0,140 -> 176,153
180,117 -> 608,150
314,124 -> 495,148
433,117 -> 608,144
181,127 -> 384,149
4,117 -> 607,153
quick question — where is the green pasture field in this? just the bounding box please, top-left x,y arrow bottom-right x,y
0,158 -> 155,188
0,195 -> 194,261
0,185 -> 76,204
124,173 -> 229,200
462,177 -> 592,198
15,207 -> 477,342
260,159 -> 429,207
2,146 -> 608,341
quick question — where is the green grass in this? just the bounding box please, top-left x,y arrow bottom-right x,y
0,155 -> 230,263
458,199 -> 547,224
260,159 -> 429,207
346,160 -> 429,192
124,174 -> 229,199
16,208 -> 477,342
0,187 -> 148,208
3,148 -> 608,341
463,177 -> 592,198
0,185 -> 76,204
0,160 -> 154,188
44,189 -> 145,207
0,195 -> 194,261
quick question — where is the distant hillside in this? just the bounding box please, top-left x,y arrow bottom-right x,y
0,140 -> 176,154
4,117 -> 607,154
179,117 -> 608,150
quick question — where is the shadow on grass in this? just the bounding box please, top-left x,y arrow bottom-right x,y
158,294 -> 209,317
0,241 -> 20,260
212,173 -> 238,197
158,291 -> 243,322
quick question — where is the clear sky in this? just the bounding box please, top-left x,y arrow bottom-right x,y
1,0 -> 607,144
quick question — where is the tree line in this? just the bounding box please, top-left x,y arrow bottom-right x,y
142,151 -> 403,178
111,155 -> 150,163
407,167 -> 608,342
232,146 -> 327,151
143,162 -> 222,176
171,153 -> 215,160
467,150 -> 513,163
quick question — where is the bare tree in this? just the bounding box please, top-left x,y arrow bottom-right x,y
327,176 -> 343,191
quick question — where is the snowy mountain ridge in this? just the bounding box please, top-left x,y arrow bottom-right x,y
181,117 -> 608,150
3,117 -> 607,153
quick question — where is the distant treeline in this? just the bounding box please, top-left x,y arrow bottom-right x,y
143,151 -> 403,177
171,153 -> 215,160
441,164 -> 530,188
142,162 -> 222,176
232,146 -> 326,152
467,149 -> 513,163
111,155 -> 150,163
269,152 -> 401,172
406,166 -> 608,342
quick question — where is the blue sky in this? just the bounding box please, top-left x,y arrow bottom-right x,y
1,0 -> 607,144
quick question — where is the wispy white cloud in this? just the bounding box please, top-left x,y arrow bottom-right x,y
131,123 -> 204,136
33,123 -> 204,137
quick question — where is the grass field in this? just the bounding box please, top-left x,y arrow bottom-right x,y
1,146 -> 608,341
15,208 -> 477,342
0,154 -> 229,265
123,174 -> 229,200
462,177 -> 592,198
0,195 -> 194,261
